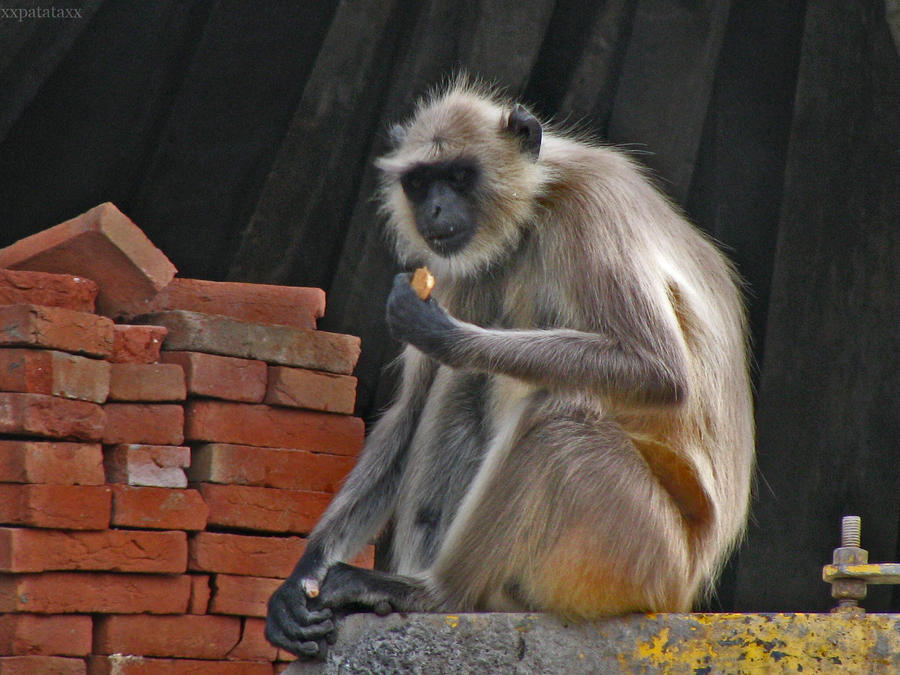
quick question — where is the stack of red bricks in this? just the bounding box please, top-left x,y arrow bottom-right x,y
0,204 -> 369,674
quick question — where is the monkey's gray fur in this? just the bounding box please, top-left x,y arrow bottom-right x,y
266,77 -> 755,658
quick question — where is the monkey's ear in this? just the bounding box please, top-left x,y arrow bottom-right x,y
389,124 -> 407,148
505,104 -> 542,160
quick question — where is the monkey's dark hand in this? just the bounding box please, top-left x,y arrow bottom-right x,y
265,572 -> 336,659
387,272 -> 458,361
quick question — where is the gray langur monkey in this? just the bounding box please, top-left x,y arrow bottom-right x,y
266,78 -> 755,658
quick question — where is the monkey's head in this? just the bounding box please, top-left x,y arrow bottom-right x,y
377,82 -> 545,278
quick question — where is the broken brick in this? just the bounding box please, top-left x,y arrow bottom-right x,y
188,575 -> 211,614
0,202 -> 177,317
110,324 -> 167,364
104,444 -> 189,488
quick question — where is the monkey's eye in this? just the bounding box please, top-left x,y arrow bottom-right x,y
448,167 -> 475,190
401,170 -> 428,198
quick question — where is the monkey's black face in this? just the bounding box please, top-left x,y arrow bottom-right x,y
400,159 -> 481,256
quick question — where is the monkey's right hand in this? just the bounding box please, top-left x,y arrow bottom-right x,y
265,573 -> 336,659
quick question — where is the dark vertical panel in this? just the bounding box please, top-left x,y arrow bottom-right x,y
608,0 -> 731,203
685,0 -> 806,371
0,0 -> 104,144
0,0 -> 213,247
685,0 -> 807,612
524,0 -> 637,131
128,0 -> 339,281
733,0 -> 900,613
226,0 -> 410,289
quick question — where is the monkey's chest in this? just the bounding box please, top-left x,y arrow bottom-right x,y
389,368 -> 496,574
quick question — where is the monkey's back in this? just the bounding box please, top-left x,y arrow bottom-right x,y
532,135 -> 755,578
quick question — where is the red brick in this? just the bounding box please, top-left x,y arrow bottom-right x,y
0,655 -> 87,674
0,573 -> 191,614
197,483 -> 331,534
87,655 -> 271,675
0,527 -> 186,573
141,310 -> 360,374
102,403 -> 183,445
107,363 -> 185,402
265,366 -> 357,414
0,202 -> 177,317
104,444 -> 189,488
0,441 -> 104,485
0,485 -> 110,530
209,574 -> 280,618
139,277 -> 325,330
185,401 -> 363,456
0,268 -> 98,313
189,443 -> 354,493
0,349 -> 110,403
109,325 -> 167,364
188,531 -> 374,577
160,351 -> 267,403
0,393 -> 105,441
93,614 -> 241,659
0,614 -> 91,656
188,574 -> 211,614
188,532 -> 375,579
188,532 -> 304,577
0,304 -> 113,357
110,485 -> 208,531
228,618 -> 277,662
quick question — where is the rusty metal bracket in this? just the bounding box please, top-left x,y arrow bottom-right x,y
822,515 -> 900,614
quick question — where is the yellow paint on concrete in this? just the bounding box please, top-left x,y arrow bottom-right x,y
624,613 -> 900,674
444,614 -> 459,628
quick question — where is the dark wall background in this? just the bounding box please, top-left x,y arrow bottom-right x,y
1,0 -> 898,613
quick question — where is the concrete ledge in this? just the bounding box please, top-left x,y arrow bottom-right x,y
283,612 -> 900,674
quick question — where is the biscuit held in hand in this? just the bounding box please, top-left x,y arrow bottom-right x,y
410,267 -> 436,300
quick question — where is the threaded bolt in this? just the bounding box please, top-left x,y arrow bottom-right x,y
841,515 -> 861,547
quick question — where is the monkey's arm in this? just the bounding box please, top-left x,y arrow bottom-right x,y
266,349 -> 436,657
387,273 -> 688,407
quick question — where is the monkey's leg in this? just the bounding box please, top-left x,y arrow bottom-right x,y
431,398 -> 697,617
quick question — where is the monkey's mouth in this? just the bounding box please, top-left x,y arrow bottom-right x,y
422,228 -> 471,256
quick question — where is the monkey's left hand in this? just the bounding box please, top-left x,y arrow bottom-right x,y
386,272 -> 458,361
